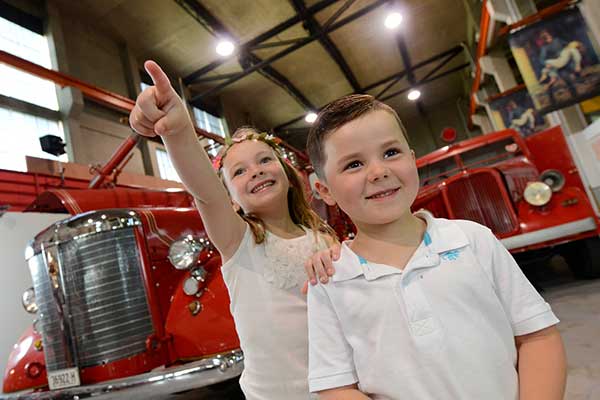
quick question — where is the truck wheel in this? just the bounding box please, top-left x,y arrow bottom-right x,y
561,237 -> 600,279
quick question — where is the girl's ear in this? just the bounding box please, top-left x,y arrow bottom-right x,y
315,180 -> 337,206
231,200 -> 242,213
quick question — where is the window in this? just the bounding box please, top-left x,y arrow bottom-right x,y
0,107 -> 65,171
460,138 -> 520,169
0,15 -> 65,171
192,107 -> 227,137
155,148 -> 181,182
0,16 -> 58,110
418,157 -> 459,187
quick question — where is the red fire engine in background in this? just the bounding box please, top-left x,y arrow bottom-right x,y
414,126 -> 600,278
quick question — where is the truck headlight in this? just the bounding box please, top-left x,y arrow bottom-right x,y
168,236 -> 203,270
540,169 -> 565,192
524,181 -> 552,206
22,287 -> 38,314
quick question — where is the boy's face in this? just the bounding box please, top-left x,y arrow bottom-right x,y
316,110 -> 419,227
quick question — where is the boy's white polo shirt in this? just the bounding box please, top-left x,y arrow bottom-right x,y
307,212 -> 558,399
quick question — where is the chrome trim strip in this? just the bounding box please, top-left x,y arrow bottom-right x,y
501,217 -> 597,250
0,350 -> 244,400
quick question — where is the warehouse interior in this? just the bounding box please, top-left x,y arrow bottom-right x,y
1,0 -> 600,399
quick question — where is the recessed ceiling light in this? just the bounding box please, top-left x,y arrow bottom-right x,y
216,40 -> 235,56
407,89 -> 421,101
384,12 -> 403,29
305,112 -> 318,123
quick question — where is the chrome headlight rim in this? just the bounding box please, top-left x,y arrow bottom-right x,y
22,287 -> 38,314
540,169 -> 565,192
168,236 -> 203,270
524,181 -> 553,206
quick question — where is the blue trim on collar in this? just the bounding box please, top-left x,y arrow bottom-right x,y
423,231 -> 432,246
358,255 -> 368,265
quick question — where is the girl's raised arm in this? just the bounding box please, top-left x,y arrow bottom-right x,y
130,60 -> 245,260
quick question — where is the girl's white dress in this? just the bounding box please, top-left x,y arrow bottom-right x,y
221,225 -> 326,400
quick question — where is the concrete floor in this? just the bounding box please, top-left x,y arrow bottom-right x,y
543,278 -> 600,400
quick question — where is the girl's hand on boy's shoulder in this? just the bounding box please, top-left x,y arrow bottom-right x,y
301,244 -> 341,295
130,60 -> 192,138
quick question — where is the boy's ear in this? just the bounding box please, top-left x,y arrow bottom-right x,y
314,180 -> 337,206
231,200 -> 242,213
410,149 -> 416,161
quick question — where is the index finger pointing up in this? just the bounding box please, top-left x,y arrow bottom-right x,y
144,60 -> 173,99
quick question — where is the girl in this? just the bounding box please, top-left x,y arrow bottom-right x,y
130,60 -> 337,400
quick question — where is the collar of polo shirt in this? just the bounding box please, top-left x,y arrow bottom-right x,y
332,211 -> 470,282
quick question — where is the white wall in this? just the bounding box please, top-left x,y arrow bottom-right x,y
568,119 -> 600,212
0,212 -> 68,384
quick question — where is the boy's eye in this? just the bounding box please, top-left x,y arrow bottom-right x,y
384,148 -> 400,158
260,156 -> 272,164
344,160 -> 362,170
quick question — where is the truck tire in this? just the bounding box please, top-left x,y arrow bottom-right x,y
561,237 -> 600,279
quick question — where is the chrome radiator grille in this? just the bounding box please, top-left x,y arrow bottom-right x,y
60,228 -> 153,367
445,172 -> 518,235
28,210 -> 153,372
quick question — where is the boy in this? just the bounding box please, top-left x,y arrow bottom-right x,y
305,94 -> 566,400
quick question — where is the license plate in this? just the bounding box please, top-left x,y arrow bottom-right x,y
48,367 -> 80,390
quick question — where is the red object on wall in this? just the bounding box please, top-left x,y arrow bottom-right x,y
440,127 -> 457,143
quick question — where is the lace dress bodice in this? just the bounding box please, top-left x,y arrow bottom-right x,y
263,229 -> 321,289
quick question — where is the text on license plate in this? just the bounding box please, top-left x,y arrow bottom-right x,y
48,367 -> 80,390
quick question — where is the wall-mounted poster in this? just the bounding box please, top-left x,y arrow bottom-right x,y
509,8 -> 600,115
489,87 -> 549,137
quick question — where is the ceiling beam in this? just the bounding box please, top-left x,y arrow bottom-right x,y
380,62 -> 470,102
362,45 -> 463,92
176,0 -> 314,110
273,45 -> 465,131
239,53 -> 315,109
375,45 -> 462,99
190,0 -> 391,103
394,33 -> 435,141
275,62 -> 470,134
182,0 -> 342,84
395,35 -> 416,85
289,0 -> 361,92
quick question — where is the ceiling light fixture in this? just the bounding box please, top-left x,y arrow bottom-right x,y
384,12 -> 403,29
407,89 -> 421,101
305,112 -> 318,123
215,40 -> 235,57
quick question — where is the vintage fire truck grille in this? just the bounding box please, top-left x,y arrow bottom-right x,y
445,172 -> 518,235
30,253 -> 72,371
59,228 -> 153,367
29,212 -> 154,373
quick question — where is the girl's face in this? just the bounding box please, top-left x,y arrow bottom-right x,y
221,140 -> 291,215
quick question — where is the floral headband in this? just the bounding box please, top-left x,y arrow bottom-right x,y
212,132 -> 282,171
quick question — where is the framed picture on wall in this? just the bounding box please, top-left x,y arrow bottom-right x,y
489,86 -> 549,137
509,7 -> 600,114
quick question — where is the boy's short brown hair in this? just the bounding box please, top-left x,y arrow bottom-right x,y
306,94 -> 409,179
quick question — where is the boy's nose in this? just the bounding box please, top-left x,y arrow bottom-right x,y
251,170 -> 265,179
368,163 -> 389,182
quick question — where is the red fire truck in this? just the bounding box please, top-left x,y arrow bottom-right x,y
1,187 -> 247,399
414,126 -> 600,278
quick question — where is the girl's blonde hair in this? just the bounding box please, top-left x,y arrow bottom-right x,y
216,127 -> 336,245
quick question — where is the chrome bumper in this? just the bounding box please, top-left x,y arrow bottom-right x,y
500,217 -> 597,250
0,350 -> 243,400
